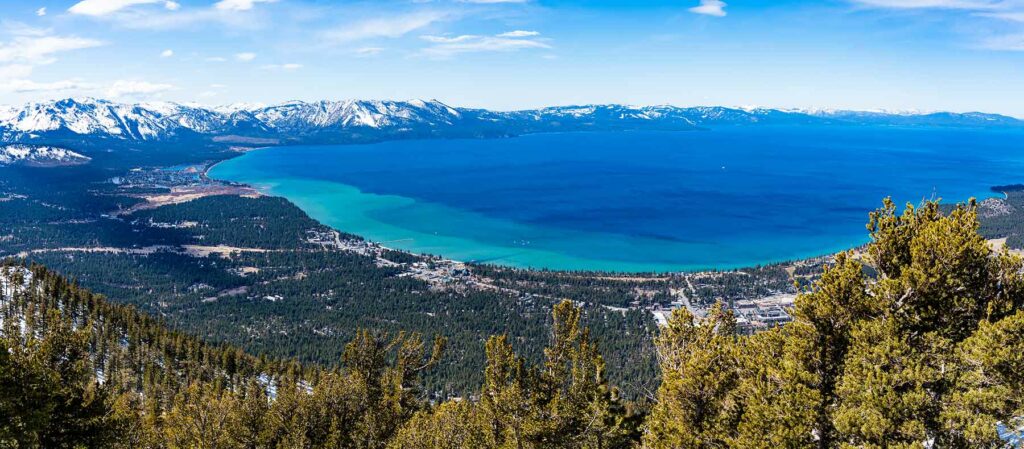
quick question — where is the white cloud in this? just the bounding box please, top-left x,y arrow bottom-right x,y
235,52 -> 257,62
68,0 -> 163,16
848,0 -> 1024,52
0,35 -> 105,65
3,23 -> 51,38
982,11 -> 1024,21
160,49 -> 174,57
0,64 -> 34,79
0,79 -> 87,93
36,7 -> 47,16
979,32 -> 1024,50
498,30 -> 540,37
355,47 -> 384,57
205,56 -> 227,62
421,35 -> 478,44
421,31 -> 550,57
261,63 -> 303,70
214,0 -> 277,11
0,27 -> 104,97
689,0 -> 727,17
848,0 -> 1003,9
106,79 -> 174,97
70,0 -> 269,31
323,11 -> 448,43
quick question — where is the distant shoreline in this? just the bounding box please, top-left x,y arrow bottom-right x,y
202,131 -> 1014,276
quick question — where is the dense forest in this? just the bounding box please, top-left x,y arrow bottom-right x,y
0,169 -> 664,398
3,199 -> 1022,448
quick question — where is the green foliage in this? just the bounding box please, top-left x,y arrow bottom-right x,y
392,301 -> 641,449
644,199 -> 1024,448
3,197 -> 1024,448
4,193 -> 660,398
641,303 -> 739,449
0,306 -> 121,448
943,310 -> 1024,446
0,265 -> 640,449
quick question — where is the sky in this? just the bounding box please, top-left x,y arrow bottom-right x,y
1,0 -> 1024,115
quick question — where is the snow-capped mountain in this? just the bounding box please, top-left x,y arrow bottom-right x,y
811,110 -> 1024,127
251,99 -> 464,134
0,144 -> 91,167
0,98 -> 1020,146
0,98 -> 475,143
0,98 -> 213,141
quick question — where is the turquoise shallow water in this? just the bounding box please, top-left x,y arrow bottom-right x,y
208,127 -> 1024,272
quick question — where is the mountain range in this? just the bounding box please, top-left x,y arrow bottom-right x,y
1,98 -> 1020,147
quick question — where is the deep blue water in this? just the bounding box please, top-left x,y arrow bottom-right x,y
209,126 -> 1024,272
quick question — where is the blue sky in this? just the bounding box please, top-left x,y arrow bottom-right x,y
1,0 -> 1024,115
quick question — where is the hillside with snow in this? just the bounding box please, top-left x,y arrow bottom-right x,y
0,98 -> 1020,147
0,144 -> 91,167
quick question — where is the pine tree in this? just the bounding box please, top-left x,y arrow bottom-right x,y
642,302 -> 739,448
163,383 -> 238,449
783,251 -> 875,448
388,401 -> 491,449
942,310 -> 1024,446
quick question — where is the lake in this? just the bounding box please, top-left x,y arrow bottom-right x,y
208,126 -> 1024,272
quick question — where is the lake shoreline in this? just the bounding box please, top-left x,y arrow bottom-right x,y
205,127 -> 1017,274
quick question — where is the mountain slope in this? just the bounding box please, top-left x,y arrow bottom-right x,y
2,98 -> 1019,147
0,144 -> 91,167
0,262 -> 640,448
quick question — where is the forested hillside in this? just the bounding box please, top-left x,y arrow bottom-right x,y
0,165 -> 663,398
3,199 -> 1022,448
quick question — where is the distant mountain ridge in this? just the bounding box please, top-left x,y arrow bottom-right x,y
1,97 -> 1019,147
0,144 -> 91,167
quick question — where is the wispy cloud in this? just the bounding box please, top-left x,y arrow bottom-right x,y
2,22 -> 54,38
848,0 -> 1024,51
160,49 -> 174,58
354,47 -> 384,57
106,79 -> 174,97
323,11 -> 448,43
0,64 -> 34,79
848,0 -> 1003,9
498,30 -> 540,37
0,78 -> 89,93
235,52 -> 257,62
36,7 -> 47,16
0,25 -> 105,97
260,63 -> 303,70
69,0 -> 275,31
689,0 -> 727,17
420,31 -> 550,57
979,32 -> 1024,50
214,0 -> 277,11
0,33 -> 105,65
0,77 -> 175,96
68,0 -> 179,17
981,11 -> 1024,21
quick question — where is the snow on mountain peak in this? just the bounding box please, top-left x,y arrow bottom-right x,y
0,98 -> 1019,144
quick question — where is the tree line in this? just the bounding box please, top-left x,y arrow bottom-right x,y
2,198 -> 1023,448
